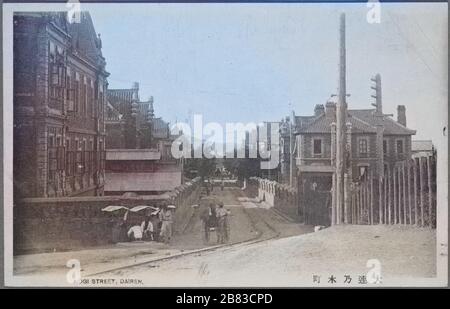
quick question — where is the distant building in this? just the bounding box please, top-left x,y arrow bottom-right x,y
104,149 -> 182,195
104,83 -> 182,195
13,12 -> 109,198
105,83 -> 173,149
411,140 -> 435,158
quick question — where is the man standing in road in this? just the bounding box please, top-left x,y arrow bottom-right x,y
159,205 -> 174,244
216,202 -> 230,244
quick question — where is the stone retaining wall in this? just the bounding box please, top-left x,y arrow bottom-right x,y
245,177 -> 300,220
14,178 -> 201,254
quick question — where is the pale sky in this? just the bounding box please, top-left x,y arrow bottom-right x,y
86,3 -> 447,145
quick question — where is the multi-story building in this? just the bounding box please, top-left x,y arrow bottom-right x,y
104,83 -> 182,195
278,97 -> 416,225
291,101 -> 415,185
13,12 -> 109,198
106,83 -> 171,149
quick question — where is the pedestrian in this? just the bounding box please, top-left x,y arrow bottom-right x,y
141,215 -> 154,241
200,203 -> 215,244
216,202 -> 229,244
127,222 -> 143,241
158,205 -> 173,244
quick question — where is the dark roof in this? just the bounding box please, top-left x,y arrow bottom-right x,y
411,140 -> 433,152
294,116 -> 317,131
107,89 -> 134,115
349,109 -> 416,135
297,108 -> 415,135
299,113 -> 377,134
68,12 -> 104,65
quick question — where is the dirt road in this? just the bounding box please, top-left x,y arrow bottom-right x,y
12,187 -> 312,285
11,187 -> 438,287
96,225 -> 438,287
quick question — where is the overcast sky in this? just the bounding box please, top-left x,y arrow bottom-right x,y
85,3 -> 447,145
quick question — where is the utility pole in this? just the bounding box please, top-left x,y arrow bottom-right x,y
335,13 -> 348,225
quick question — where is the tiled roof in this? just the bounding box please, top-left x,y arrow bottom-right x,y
412,140 -> 433,152
299,113 -> 377,134
349,109 -> 416,135
105,171 -> 181,192
298,108 -> 416,135
294,116 -> 317,131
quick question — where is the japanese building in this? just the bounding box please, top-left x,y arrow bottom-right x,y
13,12 -> 109,198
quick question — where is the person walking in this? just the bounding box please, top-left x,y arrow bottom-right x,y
158,205 -> 173,244
141,215 -> 154,241
216,202 -> 229,244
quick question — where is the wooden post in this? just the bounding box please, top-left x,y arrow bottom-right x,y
384,171 -> 388,224
357,185 -> 361,224
387,168 -> 392,224
393,166 -> 397,224
360,180 -> 364,224
370,171 -> 374,225
344,173 -> 349,224
407,160 -> 412,225
366,174 -> 370,224
413,158 -> 418,225
331,172 -> 336,225
361,181 -> 364,224
402,162 -> 407,224
364,174 -> 369,224
419,157 -> 425,226
427,156 -> 433,226
383,169 -> 388,224
398,166 -> 402,224
379,176 -> 383,224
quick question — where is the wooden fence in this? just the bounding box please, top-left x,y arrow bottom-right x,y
349,155 -> 436,227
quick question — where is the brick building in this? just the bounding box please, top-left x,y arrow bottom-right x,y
105,83 -> 182,195
13,12 -> 109,198
278,96 -> 416,225
106,82 -> 172,149
291,101 -> 415,184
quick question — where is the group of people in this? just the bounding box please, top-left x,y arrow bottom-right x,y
200,200 -> 230,244
110,205 -> 174,244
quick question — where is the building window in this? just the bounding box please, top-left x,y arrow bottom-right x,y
83,82 -> 87,116
48,50 -> 66,110
99,141 -> 105,171
358,138 -> 368,157
358,165 -> 369,179
74,79 -> 80,113
383,139 -> 388,156
66,138 -> 74,177
313,139 -> 322,156
396,139 -> 404,155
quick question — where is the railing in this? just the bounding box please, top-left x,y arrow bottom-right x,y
349,155 -> 436,227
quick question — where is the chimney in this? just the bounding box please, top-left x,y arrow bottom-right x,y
314,104 -> 325,116
325,101 -> 336,121
397,105 -> 406,126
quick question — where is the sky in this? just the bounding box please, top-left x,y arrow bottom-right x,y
85,2 -> 447,145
